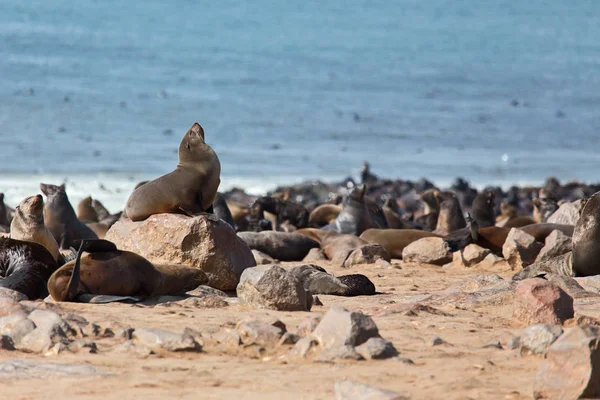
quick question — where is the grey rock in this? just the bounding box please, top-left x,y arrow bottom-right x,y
337,244 -> 391,268
355,337 -> 399,360
534,326 -> 600,399
547,200 -> 581,225
132,328 -> 200,352
515,252 -> 573,280
114,340 -> 153,357
16,312 -> 69,354
334,380 -> 408,400
312,307 -> 380,348
480,339 -> 503,350
0,314 -> 35,344
236,319 -> 285,348
575,275 -> 600,293
502,228 -> 543,270
430,336 -> 446,346
536,230 -> 572,262
0,360 -> 110,379
213,329 -> 241,348
252,249 -> 278,265
402,237 -> 452,265
186,285 -> 228,298
518,324 -> 563,355
236,264 -> 312,311
295,317 -> 321,338
288,337 -> 317,359
0,297 -> 26,317
0,287 -> 28,302
320,345 -> 364,362
303,248 -> 327,262
67,340 -> 98,354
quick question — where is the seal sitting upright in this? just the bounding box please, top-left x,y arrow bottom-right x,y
125,123 -> 221,222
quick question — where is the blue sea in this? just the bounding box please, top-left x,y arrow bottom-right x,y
1,0 -> 599,211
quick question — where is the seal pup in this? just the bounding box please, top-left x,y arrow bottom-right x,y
47,239 -> 208,302
471,190 -> 495,228
434,191 -> 466,235
0,237 -> 59,299
125,122 -> 221,221
40,183 -> 99,249
10,195 -> 61,263
572,191 -> 600,276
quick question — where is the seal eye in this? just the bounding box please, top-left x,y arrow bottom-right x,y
186,144 -> 191,150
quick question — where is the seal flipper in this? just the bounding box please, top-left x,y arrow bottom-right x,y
71,239 -> 118,253
61,240 -> 88,302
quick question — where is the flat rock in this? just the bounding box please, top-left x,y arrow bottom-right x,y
502,228 -> 543,270
105,213 -> 255,290
517,324 -> 563,355
320,345 -> 364,362
443,274 -> 513,294
132,328 -> 200,352
547,200 -> 581,225
236,264 -> 312,311
303,248 -> 327,262
0,360 -> 110,379
515,252 -> 573,280
252,249 -> 278,265
402,237 -> 452,266
186,285 -> 228,298
534,326 -> 600,399
334,380 -> 408,400
0,314 -> 35,344
513,278 -> 574,325
236,319 -> 285,348
535,230 -> 572,263
312,307 -> 380,348
335,244 -> 391,268
114,340 -> 153,357
355,337 -> 399,359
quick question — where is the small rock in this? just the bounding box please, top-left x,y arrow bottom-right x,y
513,278 -> 574,325
295,317 -> 321,338
334,380 -> 408,400
213,329 -> 241,348
0,335 -> 15,350
0,360 -> 110,378
535,230 -> 572,262
44,343 -> 67,357
277,332 -> 299,346
303,248 -> 327,262
186,285 -> 228,298
170,296 -> 229,308
0,297 -> 25,317
402,237 -> 452,265
132,328 -> 200,352
454,244 -> 492,268
502,228 -> 543,270
236,264 -> 312,311
236,319 -> 285,348
0,314 -> 35,344
518,324 -> 563,355
355,337 -> 399,359
288,337 -> 317,359
67,340 -> 98,354
481,339 -> 503,350
339,244 -> 391,268
430,336 -> 446,346
395,357 -> 415,365
114,340 -> 153,357
534,326 -> 600,399
252,249 -> 278,265
320,345 -> 364,362
312,307 -> 380,348
547,200 -> 581,225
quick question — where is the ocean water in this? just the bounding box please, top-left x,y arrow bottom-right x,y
1,0 -> 599,211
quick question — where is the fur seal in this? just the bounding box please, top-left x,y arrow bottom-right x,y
10,195 -> 61,262
296,229 -> 369,260
213,193 -> 235,228
47,239 -> 207,302
415,189 -> 439,231
532,196 -> 559,223
40,183 -> 99,248
434,191 -> 466,235
0,193 -> 13,232
249,196 -> 309,231
571,191 -> 600,276
323,185 -> 387,236
125,122 -> 221,221
237,231 -> 319,261
91,199 -> 122,227
502,216 -> 536,228
382,198 -> 410,229
360,229 -> 442,259
308,204 -> 342,228
471,190 -> 495,228
0,237 -> 58,299
337,274 -> 376,296
77,196 -> 98,223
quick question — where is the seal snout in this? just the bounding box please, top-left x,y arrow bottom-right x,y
189,122 -> 205,140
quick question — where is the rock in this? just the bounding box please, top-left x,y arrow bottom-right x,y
0,287 -> 28,302
295,317 -> 321,338
452,244 -> 492,268
236,265 -> 312,311
286,264 -> 349,295
402,237 -> 452,265
288,337 -> 317,359
355,337 -> 399,360
0,297 -> 25,317
237,231 -> 319,261
0,314 -> 35,344
502,228 -> 543,270
186,285 -> 228,298
16,310 -> 73,353
513,278 -> 574,325
334,380 -> 408,400
67,340 -> 98,354
535,230 -> 572,262
547,200 -> 581,225
544,274 -> 596,299
320,345 -> 364,361
113,340 -> 153,357
105,214 -> 255,290
334,244 -> 391,268
132,328 -> 200,352
252,249 -> 278,265
518,324 -> 563,355
213,329 -> 241,348
476,253 -> 507,269
515,252 -> 573,280
277,332 -> 299,346
481,339 -> 503,349
0,360 -> 110,379
312,307 -> 380,348
575,275 -> 600,294
534,326 -> 600,399
444,274 -> 513,294
0,335 -> 15,350
236,319 -> 285,348
430,336 -> 446,346
170,296 -> 229,308
303,248 -> 327,262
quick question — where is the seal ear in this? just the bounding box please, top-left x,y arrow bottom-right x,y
59,183 -> 66,191
357,184 -> 366,199
189,122 -> 205,140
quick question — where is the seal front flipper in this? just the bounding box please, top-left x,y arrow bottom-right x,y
178,205 -> 220,222
61,240 -> 89,302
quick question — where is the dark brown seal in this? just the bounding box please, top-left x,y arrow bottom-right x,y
249,196 -> 309,231
0,193 -> 14,232
125,122 -> 221,221
360,229 -> 442,259
572,191 -> 600,276
471,190 -> 495,228
237,231 -> 319,261
434,191 -> 466,235
213,193 -> 235,229
47,239 -> 207,302
77,196 -> 98,223
0,237 -> 58,299
41,183 -> 99,249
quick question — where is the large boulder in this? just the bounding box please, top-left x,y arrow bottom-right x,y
236,265 -> 312,311
547,200 -> 581,226
105,214 -> 256,291
513,278 -> 574,325
402,237 -> 451,265
502,228 -> 543,270
534,326 -> 600,399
